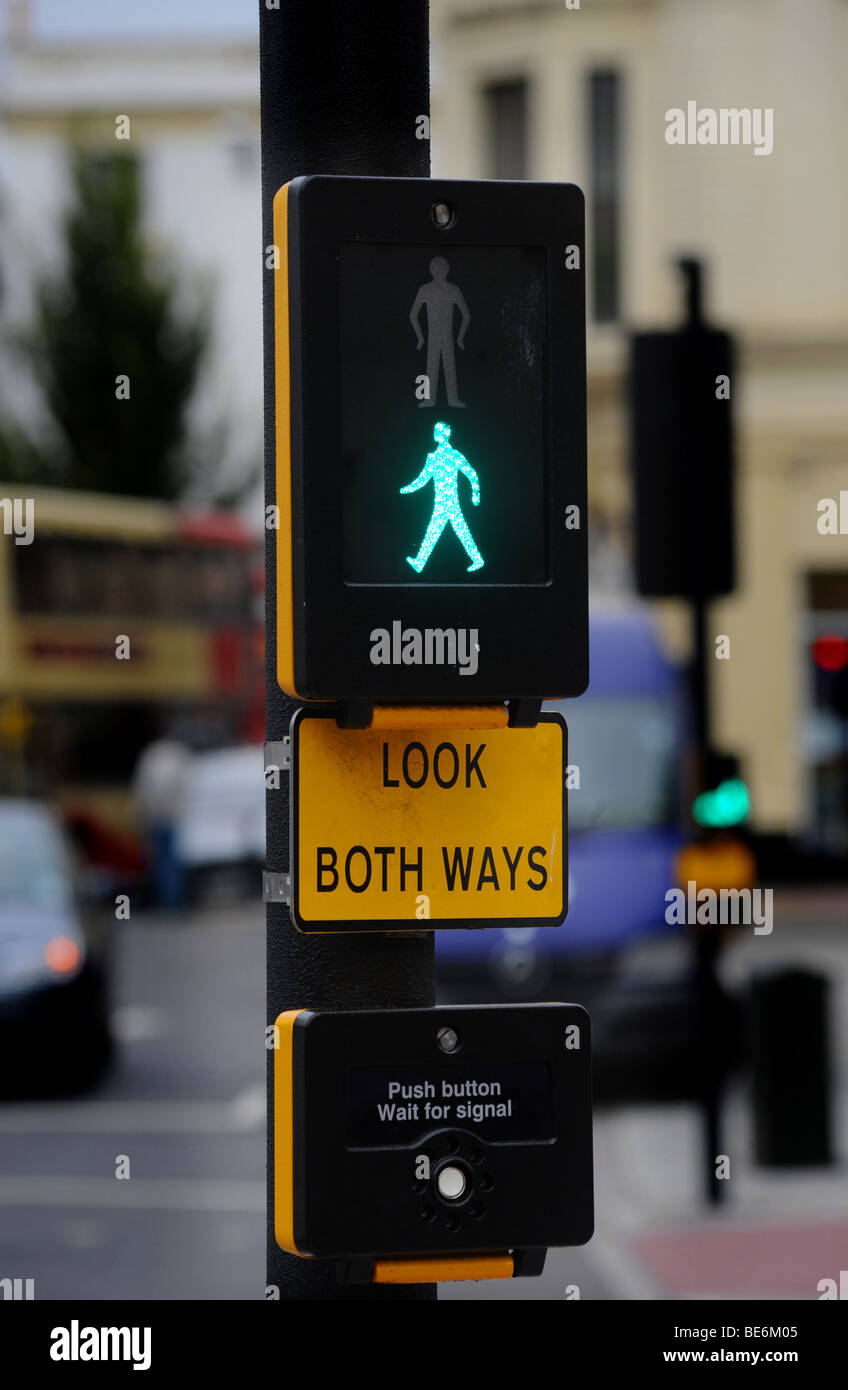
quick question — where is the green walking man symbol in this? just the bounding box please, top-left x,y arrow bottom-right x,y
400,421 -> 484,573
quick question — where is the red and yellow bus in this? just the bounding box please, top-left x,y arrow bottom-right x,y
0,485 -> 264,844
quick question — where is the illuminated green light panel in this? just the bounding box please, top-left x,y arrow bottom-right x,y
400,422 -> 484,573
692,778 -> 751,829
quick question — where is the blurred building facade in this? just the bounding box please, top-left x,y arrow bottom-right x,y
431,0 -> 848,853
2,1 -> 848,851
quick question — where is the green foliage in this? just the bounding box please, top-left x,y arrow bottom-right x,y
27,149 -> 209,498
0,419 -> 47,485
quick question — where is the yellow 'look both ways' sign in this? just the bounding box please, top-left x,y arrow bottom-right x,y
289,711 -> 567,933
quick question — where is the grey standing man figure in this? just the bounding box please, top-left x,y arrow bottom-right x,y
410,257 -> 470,408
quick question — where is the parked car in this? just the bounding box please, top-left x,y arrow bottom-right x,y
175,745 -> 265,900
0,799 -> 112,1094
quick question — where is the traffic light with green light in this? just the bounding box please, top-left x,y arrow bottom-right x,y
692,751 -> 750,829
692,776 -> 750,830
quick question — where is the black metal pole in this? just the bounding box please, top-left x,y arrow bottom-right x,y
691,596 -> 723,1207
692,598 -> 709,767
260,1 -> 436,1299
679,258 -> 724,1209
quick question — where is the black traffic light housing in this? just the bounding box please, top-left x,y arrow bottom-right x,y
630,259 -> 735,601
274,175 -> 588,703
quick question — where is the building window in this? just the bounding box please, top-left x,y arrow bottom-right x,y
484,79 -> 530,180
588,70 -> 622,322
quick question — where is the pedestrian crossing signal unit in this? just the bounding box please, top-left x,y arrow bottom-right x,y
273,1004 -> 593,1279
273,175 -> 588,703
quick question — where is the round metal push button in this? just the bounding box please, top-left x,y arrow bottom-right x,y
436,1165 -> 467,1201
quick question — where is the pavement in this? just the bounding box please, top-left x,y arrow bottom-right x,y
1,886 -> 845,1300
447,886 -> 848,1301
0,903 -> 265,1300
